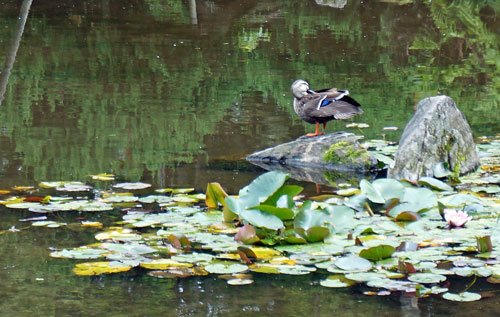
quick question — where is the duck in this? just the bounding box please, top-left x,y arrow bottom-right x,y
291,79 -> 363,137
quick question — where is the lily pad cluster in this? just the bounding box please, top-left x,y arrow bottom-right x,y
0,137 -> 499,302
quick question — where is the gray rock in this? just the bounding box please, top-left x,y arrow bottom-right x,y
246,132 -> 378,180
388,95 -> 480,181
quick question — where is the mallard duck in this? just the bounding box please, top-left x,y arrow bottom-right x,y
291,79 -> 363,137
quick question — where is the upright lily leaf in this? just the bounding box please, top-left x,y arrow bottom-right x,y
360,180 -> 385,204
238,171 -> 289,207
263,185 -> 303,207
205,182 -> 228,209
372,178 -> 406,201
252,205 -> 295,220
239,209 -> 284,230
326,205 -> 355,233
476,236 -> 493,253
294,205 -> 328,230
418,177 -> 453,191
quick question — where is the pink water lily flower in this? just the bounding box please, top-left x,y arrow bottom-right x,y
444,209 -> 472,228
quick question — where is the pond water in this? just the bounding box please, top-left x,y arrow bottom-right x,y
0,0 -> 498,316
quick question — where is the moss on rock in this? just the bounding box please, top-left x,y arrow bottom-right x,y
323,141 -> 371,168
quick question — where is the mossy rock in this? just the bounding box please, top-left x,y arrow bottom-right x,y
247,132 -> 377,172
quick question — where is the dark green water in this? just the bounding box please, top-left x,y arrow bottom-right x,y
0,1 -> 498,316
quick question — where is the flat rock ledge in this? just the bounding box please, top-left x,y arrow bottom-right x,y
388,95 -> 480,181
246,132 -> 377,172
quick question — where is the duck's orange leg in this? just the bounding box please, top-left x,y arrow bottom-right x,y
306,122 -> 322,137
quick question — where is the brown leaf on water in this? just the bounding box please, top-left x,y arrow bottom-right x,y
237,246 -> 257,264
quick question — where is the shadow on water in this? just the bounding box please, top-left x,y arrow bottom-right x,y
0,0 -> 499,315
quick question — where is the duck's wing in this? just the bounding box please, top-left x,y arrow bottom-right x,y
305,97 -> 363,120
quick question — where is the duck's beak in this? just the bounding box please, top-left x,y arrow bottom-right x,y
307,89 -> 316,94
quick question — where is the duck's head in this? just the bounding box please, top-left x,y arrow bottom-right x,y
291,79 -> 312,99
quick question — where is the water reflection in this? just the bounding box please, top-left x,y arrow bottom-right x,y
0,0 -> 497,189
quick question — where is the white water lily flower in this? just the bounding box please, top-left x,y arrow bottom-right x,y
443,209 -> 471,228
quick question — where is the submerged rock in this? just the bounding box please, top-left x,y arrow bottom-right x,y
388,96 -> 480,181
246,132 -> 377,183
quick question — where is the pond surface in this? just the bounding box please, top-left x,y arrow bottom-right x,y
0,0 -> 498,316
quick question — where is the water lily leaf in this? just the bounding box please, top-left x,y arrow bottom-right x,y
277,264 -> 316,275
50,247 -> 107,259
138,195 -> 173,204
237,246 -> 257,264
73,261 -> 132,276
360,180 -> 385,204
101,242 -> 157,255
239,209 -> 284,230
442,292 -> 481,302
235,224 -> 260,244
95,228 -> 142,242
205,182 -> 228,209
6,202 -> 41,209
401,187 -> 437,211
408,273 -> 446,284
227,278 -> 253,285
140,259 -> 193,270
171,253 -> 214,264
113,182 -> 151,190
337,188 -> 360,197
418,177 -> 453,191
320,275 -> 355,288
81,221 -> 104,228
359,245 -> 396,261
372,178 -> 406,201
90,173 -> 115,181
238,171 -> 289,208
326,205 -> 355,233
204,263 -> 248,274
263,185 -> 303,208
148,267 -> 208,279
367,278 -> 417,292
344,272 -> 387,282
476,236 -> 493,253
248,264 -> 280,274
56,182 -> 92,192
294,204 -> 328,230
253,205 -> 295,220
393,209 -> 421,222
296,226 -> 330,243
103,195 -> 138,203
333,255 -> 372,272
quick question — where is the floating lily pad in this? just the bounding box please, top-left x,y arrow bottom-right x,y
140,259 -> 193,270
227,278 -> 254,286
359,245 -> 396,261
50,247 -> 107,259
73,261 -> 133,276
442,292 -> 481,302
204,263 -> 248,274
344,272 -> 387,282
408,273 -> 446,284
332,255 -> 372,272
113,182 -> 151,190
320,275 -> 354,288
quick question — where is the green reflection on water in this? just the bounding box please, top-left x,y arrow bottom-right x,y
0,0 -> 498,185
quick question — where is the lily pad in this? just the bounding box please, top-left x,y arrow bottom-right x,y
320,275 -> 354,288
227,278 -> 254,286
113,182 -> 152,190
332,255 -> 372,272
359,245 -> 396,261
442,292 -> 481,302
204,263 -> 248,274
73,261 -> 133,276
408,273 -> 446,284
